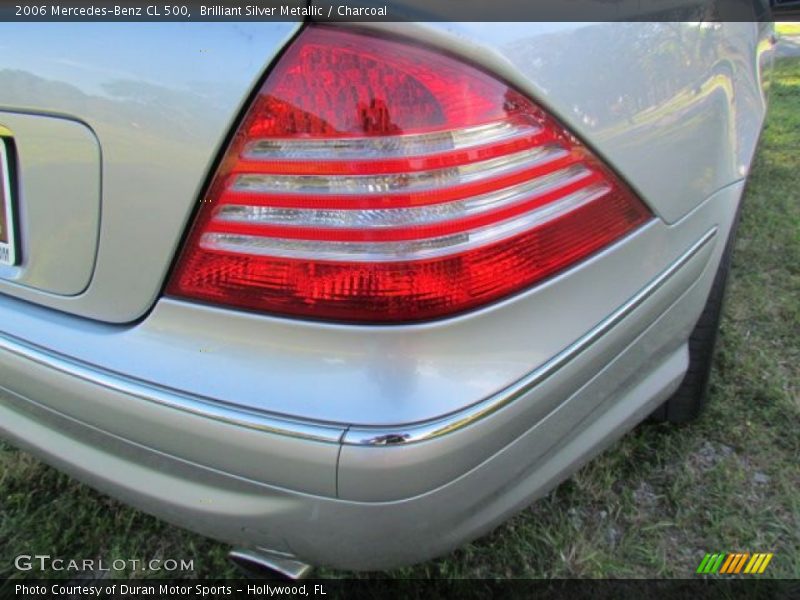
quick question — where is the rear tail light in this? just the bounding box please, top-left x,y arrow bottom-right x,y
167,26 -> 651,323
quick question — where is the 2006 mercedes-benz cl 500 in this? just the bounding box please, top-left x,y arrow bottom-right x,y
0,18 -> 774,573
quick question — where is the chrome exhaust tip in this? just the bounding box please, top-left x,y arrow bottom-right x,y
228,548 -> 313,580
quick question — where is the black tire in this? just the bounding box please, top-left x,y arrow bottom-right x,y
650,211 -> 740,423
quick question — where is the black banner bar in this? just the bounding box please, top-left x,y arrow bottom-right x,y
0,0 -> 790,22
2,579 -> 800,600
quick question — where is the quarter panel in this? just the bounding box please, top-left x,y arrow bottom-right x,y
361,21 -> 771,222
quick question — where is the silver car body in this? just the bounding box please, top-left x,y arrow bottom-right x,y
0,20 -> 773,569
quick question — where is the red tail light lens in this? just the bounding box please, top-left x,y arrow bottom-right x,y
168,26 -> 651,323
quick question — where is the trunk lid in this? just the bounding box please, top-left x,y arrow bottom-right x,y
0,22 -> 301,321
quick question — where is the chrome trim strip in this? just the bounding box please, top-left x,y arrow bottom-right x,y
0,228 -> 715,448
0,334 -> 345,444
342,227 -> 718,446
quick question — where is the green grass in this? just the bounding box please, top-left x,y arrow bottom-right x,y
1,59 -> 798,581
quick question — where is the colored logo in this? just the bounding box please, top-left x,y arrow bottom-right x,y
697,552 -> 774,575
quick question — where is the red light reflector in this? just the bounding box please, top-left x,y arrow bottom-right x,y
168,26 -> 651,322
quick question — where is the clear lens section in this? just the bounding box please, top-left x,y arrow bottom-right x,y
201,184 -> 610,262
216,166 -> 592,229
231,145 -> 569,196
242,120 -> 542,160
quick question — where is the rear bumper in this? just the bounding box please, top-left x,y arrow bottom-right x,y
0,183 -> 742,570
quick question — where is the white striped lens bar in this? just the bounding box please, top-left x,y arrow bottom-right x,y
216,166 -> 592,229
207,117 -> 607,263
202,184 -> 610,262
231,145 -> 569,196
242,119 -> 542,160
